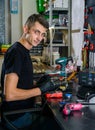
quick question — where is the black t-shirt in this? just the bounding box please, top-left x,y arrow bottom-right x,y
1,42 -> 35,112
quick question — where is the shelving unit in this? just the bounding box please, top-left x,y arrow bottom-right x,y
83,0 -> 95,70
45,0 -> 72,66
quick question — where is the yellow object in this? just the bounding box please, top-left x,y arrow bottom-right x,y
67,71 -> 77,81
59,86 -> 66,91
1,44 -> 11,53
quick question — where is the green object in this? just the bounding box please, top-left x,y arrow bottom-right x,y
1,44 -> 11,48
36,0 -> 45,13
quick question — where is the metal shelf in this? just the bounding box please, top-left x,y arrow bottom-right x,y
54,26 -> 68,29
47,0 -> 72,66
51,44 -> 68,47
52,7 -> 68,11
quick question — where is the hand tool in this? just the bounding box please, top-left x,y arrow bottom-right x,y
63,102 -> 95,115
55,56 -> 73,76
45,91 -> 63,98
63,103 -> 83,115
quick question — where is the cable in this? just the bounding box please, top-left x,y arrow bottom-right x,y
2,115 -> 18,130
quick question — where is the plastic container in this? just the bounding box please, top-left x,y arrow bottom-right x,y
36,0 -> 45,13
52,52 -> 60,66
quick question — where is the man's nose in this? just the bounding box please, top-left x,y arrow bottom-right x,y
38,34 -> 44,41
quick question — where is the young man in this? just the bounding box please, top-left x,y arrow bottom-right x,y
1,14 -> 61,129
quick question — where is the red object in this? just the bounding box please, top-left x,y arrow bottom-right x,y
88,7 -> 93,13
45,91 -> 63,98
84,31 -> 94,35
90,43 -> 94,50
56,65 -> 61,70
84,15 -> 88,19
63,103 -> 83,115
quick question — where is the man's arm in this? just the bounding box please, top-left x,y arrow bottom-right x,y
4,73 -> 41,101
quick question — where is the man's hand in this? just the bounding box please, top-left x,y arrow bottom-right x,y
37,74 -> 51,86
40,80 -> 60,94
39,80 -> 61,94
37,74 -> 62,94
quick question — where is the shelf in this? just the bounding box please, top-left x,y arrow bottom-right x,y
52,7 -> 69,11
51,44 -> 68,47
54,26 -> 68,29
46,0 -> 72,66
45,7 -> 68,12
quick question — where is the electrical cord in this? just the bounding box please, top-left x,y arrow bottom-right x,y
2,115 -> 18,130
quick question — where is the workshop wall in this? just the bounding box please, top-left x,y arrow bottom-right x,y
72,0 -> 84,67
5,0 -> 11,43
10,0 -> 22,44
6,0 -> 37,44
22,0 -> 37,26
11,0 -> 37,44
0,0 -> 5,44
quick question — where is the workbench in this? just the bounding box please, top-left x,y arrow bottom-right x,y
1,79 -> 95,130
45,83 -> 95,130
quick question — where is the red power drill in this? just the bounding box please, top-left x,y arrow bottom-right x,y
63,103 -> 83,115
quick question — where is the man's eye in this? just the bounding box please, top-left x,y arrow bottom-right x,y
42,33 -> 47,38
34,29 -> 47,38
42,34 -> 46,38
35,30 -> 40,35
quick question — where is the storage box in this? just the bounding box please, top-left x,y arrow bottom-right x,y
78,70 -> 95,86
53,0 -> 68,8
86,0 -> 95,7
54,0 -> 63,8
63,0 -> 68,8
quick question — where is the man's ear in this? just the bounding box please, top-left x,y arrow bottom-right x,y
23,25 -> 29,34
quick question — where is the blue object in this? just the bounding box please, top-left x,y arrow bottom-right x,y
65,93 -> 72,99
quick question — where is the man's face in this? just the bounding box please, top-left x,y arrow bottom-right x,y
25,22 -> 47,47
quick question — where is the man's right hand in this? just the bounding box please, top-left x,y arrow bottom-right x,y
36,74 -> 53,94
37,74 -> 61,94
37,74 -> 51,86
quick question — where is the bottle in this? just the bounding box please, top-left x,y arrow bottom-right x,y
36,0 -> 45,13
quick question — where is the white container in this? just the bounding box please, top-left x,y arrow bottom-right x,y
54,0 -> 63,8
52,52 -> 60,67
53,0 -> 68,8
63,0 -> 68,8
